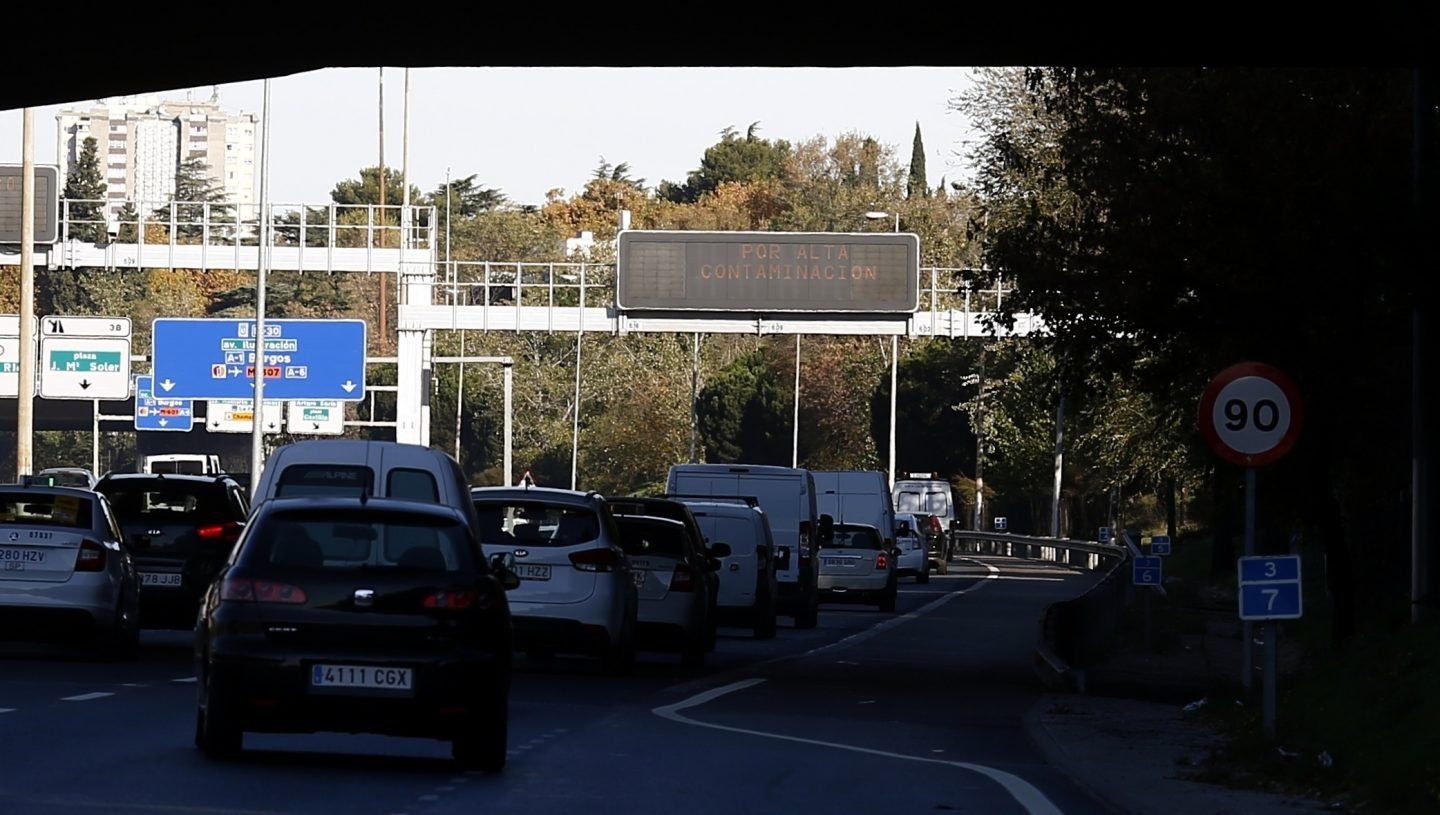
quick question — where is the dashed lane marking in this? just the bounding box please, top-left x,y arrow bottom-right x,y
61,692 -> 114,702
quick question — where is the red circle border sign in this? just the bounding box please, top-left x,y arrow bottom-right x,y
1198,361 -> 1306,469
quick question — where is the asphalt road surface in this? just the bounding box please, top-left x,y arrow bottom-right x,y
0,556 -> 1113,815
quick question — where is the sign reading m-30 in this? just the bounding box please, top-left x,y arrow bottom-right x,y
151,318 -> 367,401
616,230 -> 920,313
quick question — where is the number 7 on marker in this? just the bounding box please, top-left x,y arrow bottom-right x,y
1262,588 -> 1279,610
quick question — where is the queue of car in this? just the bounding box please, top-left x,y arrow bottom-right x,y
0,443 -> 958,774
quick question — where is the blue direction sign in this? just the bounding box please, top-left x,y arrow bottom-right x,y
1150,535 -> 1172,555
1133,556 -> 1162,586
1098,526 -> 1111,543
1238,555 -> 1303,620
151,318 -> 367,401
134,375 -> 193,432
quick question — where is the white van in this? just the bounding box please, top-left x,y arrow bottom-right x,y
250,440 -> 482,538
893,474 -> 958,529
677,499 -> 779,640
812,470 -> 897,550
666,463 -> 828,629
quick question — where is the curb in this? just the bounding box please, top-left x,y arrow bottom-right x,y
1020,697 -> 1137,815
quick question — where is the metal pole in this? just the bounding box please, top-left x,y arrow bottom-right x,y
377,68 -> 387,346
1243,466 -> 1257,694
454,330 -> 465,463
1051,389 -> 1065,537
249,79 -> 272,496
1264,618 -> 1278,739
689,331 -> 700,463
503,362 -> 513,487
1413,66 -> 1432,625
92,400 -> 100,477
570,332 -> 583,491
973,348 -> 987,530
16,107 -> 36,477
888,334 -> 898,490
402,68 -> 410,252
792,335 -> 801,468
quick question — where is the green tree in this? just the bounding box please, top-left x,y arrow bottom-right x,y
659,123 -> 792,204
157,156 -> 232,242
907,122 -> 928,200
114,201 -> 140,243
330,166 -> 422,207
62,136 -> 107,242
695,347 -> 793,465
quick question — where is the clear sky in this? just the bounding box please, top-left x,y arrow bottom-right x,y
0,67 -> 980,209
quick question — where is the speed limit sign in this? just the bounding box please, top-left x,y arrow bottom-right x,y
1199,362 -> 1305,468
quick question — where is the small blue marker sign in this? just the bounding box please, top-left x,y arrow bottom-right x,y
1133,556 -> 1162,586
1238,555 -> 1303,621
1150,535 -> 1172,556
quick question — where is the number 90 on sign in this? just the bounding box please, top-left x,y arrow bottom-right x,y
1199,362 -> 1304,468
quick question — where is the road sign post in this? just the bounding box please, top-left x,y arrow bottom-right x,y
134,375 -> 194,432
151,318 -> 367,401
1200,361 -> 1305,740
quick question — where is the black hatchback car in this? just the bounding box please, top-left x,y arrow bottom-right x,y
193,495 -> 520,771
95,472 -> 250,628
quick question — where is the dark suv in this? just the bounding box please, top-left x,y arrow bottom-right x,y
94,472 -> 250,629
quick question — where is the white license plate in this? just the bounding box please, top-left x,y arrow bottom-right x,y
140,572 -> 182,587
515,564 -> 551,581
0,548 -> 47,565
310,664 -> 413,691
823,558 -> 849,567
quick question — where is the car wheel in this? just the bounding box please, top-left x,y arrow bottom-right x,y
681,632 -> 706,667
196,693 -> 242,759
753,597 -> 778,640
917,568 -> 930,585
97,590 -> 140,661
794,585 -> 819,629
879,581 -> 898,612
604,605 -> 637,675
452,690 -> 507,773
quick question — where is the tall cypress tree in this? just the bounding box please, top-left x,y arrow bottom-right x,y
62,136 -> 107,243
907,122 -> 928,200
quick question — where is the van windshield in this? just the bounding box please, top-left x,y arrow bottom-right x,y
897,489 -> 949,514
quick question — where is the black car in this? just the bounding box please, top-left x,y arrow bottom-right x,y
193,495 -> 520,771
95,472 -> 250,629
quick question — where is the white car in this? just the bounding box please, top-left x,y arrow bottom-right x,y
892,514 -> 929,584
680,500 -> 780,640
471,486 -> 638,674
817,522 -> 897,612
611,514 -> 721,666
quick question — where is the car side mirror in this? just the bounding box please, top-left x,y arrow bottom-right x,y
706,557 -> 724,572
708,542 -> 732,558
817,514 -> 835,543
490,552 -> 520,591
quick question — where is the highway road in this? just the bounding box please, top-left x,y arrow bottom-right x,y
0,556 -> 1111,815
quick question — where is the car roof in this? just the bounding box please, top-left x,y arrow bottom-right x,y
253,495 -> 470,522
613,514 -> 686,528
471,486 -> 604,505
0,482 -> 99,497
836,522 -> 881,531
97,472 -> 234,485
38,467 -> 92,474
681,500 -> 762,516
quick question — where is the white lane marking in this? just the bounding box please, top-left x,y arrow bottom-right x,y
0,708 -> 13,714
653,678 -> 1062,815
173,677 -> 198,683
61,692 -> 114,702
417,794 -> 439,802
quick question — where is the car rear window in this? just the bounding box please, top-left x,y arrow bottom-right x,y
474,501 -> 599,548
251,511 -> 476,573
615,517 -> 687,557
275,465 -> 373,498
0,491 -> 94,530
697,515 -> 757,552
829,526 -> 882,550
387,468 -> 439,502
896,489 -> 949,514
101,484 -> 228,519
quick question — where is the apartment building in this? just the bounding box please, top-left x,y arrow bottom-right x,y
56,92 -> 259,221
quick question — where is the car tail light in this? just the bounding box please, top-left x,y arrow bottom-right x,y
197,521 -> 242,542
220,578 -> 307,604
798,522 -> 812,561
75,539 -> 106,572
668,564 -> 696,592
875,552 -> 889,570
569,547 -> 620,572
424,589 -> 494,610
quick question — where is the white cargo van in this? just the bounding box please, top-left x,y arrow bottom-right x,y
677,499 -> 779,639
813,470 -> 897,550
666,464 -> 829,629
143,454 -> 221,475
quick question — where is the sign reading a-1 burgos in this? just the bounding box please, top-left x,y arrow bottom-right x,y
615,230 -> 920,313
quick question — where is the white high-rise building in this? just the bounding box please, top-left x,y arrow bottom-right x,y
56,92 -> 260,223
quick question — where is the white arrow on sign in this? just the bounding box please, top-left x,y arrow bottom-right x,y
160,379 -> 175,391
341,380 -> 358,393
